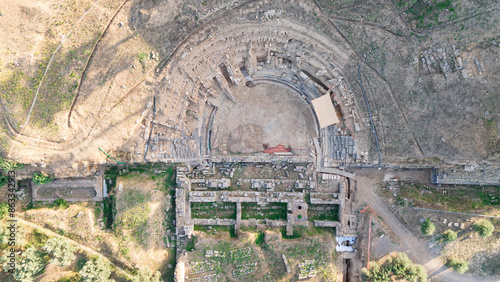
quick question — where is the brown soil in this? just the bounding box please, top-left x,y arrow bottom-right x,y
212,83 -> 316,154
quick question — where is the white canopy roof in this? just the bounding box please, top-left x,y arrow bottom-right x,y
311,94 -> 339,128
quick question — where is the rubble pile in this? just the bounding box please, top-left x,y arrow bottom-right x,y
188,260 -> 219,275
298,260 -> 317,279
232,262 -> 258,278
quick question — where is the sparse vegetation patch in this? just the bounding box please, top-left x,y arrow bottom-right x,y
241,202 -> 287,220
191,202 -> 236,219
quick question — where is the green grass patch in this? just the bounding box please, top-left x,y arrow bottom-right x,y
191,202 -> 236,220
30,229 -> 49,247
193,225 -> 212,232
162,248 -> 177,282
229,225 -> 237,238
281,226 -> 306,239
194,225 -> 237,237
28,229 -> 49,248
305,227 -> 336,237
0,203 -> 8,219
308,205 -> 339,221
115,189 -> 151,245
76,258 -> 87,271
442,230 -> 457,241
241,202 -> 287,220
0,157 -> 24,172
240,225 -> 258,232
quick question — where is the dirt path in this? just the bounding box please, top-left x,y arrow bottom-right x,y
355,176 -> 498,282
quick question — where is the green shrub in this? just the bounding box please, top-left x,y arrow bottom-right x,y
405,264 -> 427,282
186,236 -> 196,251
474,220 -> 495,237
448,258 -> 469,274
421,218 -> 435,235
281,226 -> 307,239
76,258 -> 87,271
53,199 -> 69,209
362,253 -> 427,282
0,157 -> 23,172
229,225 -> 237,238
0,174 -> 7,187
33,172 -> 53,185
0,203 -> 8,219
442,230 -> 458,241
390,252 -> 412,275
79,257 -> 111,282
30,229 -> 49,247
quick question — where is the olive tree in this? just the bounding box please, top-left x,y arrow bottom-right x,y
390,252 -> 412,275
421,218 -> 435,235
405,264 -> 427,282
2,247 -> 45,282
362,252 -> 427,282
79,257 -> 111,282
43,237 -> 76,266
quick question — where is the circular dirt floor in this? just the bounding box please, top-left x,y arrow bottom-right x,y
211,83 -> 316,154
